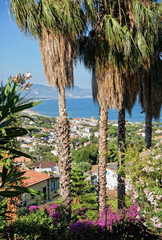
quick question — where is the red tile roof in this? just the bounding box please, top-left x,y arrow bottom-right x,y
154,136 -> 162,139
33,161 -> 58,168
22,170 -> 51,187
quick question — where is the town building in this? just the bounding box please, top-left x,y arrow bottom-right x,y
21,170 -> 59,206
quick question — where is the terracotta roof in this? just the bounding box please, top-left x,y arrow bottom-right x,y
14,157 -> 31,163
33,161 -> 58,168
154,136 -> 162,140
22,170 -> 51,187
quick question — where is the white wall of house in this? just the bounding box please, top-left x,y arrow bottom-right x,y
51,150 -> 58,156
106,168 -> 117,190
35,166 -> 58,173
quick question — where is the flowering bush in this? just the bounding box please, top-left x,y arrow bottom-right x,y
97,205 -> 148,239
41,202 -> 69,230
123,146 -> 162,234
11,201 -> 159,239
12,202 -> 69,240
70,220 -> 105,240
28,205 -> 39,213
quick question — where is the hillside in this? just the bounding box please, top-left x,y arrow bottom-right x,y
25,84 -> 92,99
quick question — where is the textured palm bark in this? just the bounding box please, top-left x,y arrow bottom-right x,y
98,103 -> 108,214
57,87 -> 71,213
145,114 -> 152,149
118,108 -> 126,209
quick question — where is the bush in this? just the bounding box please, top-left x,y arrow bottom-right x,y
11,202 -> 159,240
77,162 -> 92,172
12,202 -> 69,240
70,220 -> 105,240
122,146 -> 162,235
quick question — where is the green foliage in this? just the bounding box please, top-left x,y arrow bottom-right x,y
90,135 -> 98,144
108,127 -> 118,138
32,115 -> 55,128
0,75 -> 41,158
0,75 -> 43,223
12,203 -> 70,240
79,137 -> 89,146
70,138 -> 78,149
72,148 -> 91,164
77,162 -> 92,172
71,168 -> 98,219
121,145 -> 162,234
12,209 -> 57,240
72,144 -> 98,165
107,139 -> 118,162
32,144 -> 56,161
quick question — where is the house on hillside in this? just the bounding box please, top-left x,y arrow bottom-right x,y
89,165 -> 98,186
89,163 -> 118,190
21,170 -> 59,206
32,161 -> 59,174
106,163 -> 117,190
14,157 -> 31,168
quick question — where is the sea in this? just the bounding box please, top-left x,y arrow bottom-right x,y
32,98 -> 162,123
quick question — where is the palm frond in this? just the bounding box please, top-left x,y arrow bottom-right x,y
100,14 -> 125,51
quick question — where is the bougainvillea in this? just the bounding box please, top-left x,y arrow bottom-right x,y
122,146 -> 162,234
12,201 -> 159,239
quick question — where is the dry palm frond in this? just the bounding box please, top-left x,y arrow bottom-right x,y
40,28 -> 77,89
92,66 -> 125,110
139,68 -> 162,121
123,71 -> 140,114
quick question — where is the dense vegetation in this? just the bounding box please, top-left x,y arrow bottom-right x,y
1,0 -> 162,238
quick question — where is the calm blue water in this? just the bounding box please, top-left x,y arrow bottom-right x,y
33,98 -> 162,123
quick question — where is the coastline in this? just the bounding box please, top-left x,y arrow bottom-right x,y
24,98 -> 162,123
22,109 -> 41,116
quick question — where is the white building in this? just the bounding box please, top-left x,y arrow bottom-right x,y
33,161 -> 59,174
106,163 -> 117,190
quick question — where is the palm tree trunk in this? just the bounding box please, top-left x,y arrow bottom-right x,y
145,113 -> 152,149
57,87 -> 71,213
98,102 -> 108,214
118,108 -> 126,209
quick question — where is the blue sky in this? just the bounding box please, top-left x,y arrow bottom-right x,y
0,1 -> 91,89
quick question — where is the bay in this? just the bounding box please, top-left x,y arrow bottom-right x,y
32,98 -> 161,123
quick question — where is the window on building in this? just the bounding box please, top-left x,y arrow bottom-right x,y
51,179 -> 59,191
51,181 -> 55,192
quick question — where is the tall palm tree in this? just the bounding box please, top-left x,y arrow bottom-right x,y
7,0 -> 84,212
117,0 -> 159,207
79,26 -> 127,213
138,9 -> 162,149
92,67 -> 125,213
139,62 -> 162,149
79,0 -> 158,213
118,72 -> 139,209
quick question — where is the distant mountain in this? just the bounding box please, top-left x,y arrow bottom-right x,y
24,84 -> 92,99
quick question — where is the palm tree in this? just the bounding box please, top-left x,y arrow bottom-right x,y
92,67 -> 125,213
79,26 -> 127,213
117,0 -> 159,207
139,62 -> 162,149
138,10 -> 162,149
7,0 -> 84,212
118,72 -> 140,209
79,0 -> 158,213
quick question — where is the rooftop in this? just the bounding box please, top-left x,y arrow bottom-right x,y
106,163 -> 117,172
33,161 -> 58,168
14,157 -> 31,163
22,170 -> 51,187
